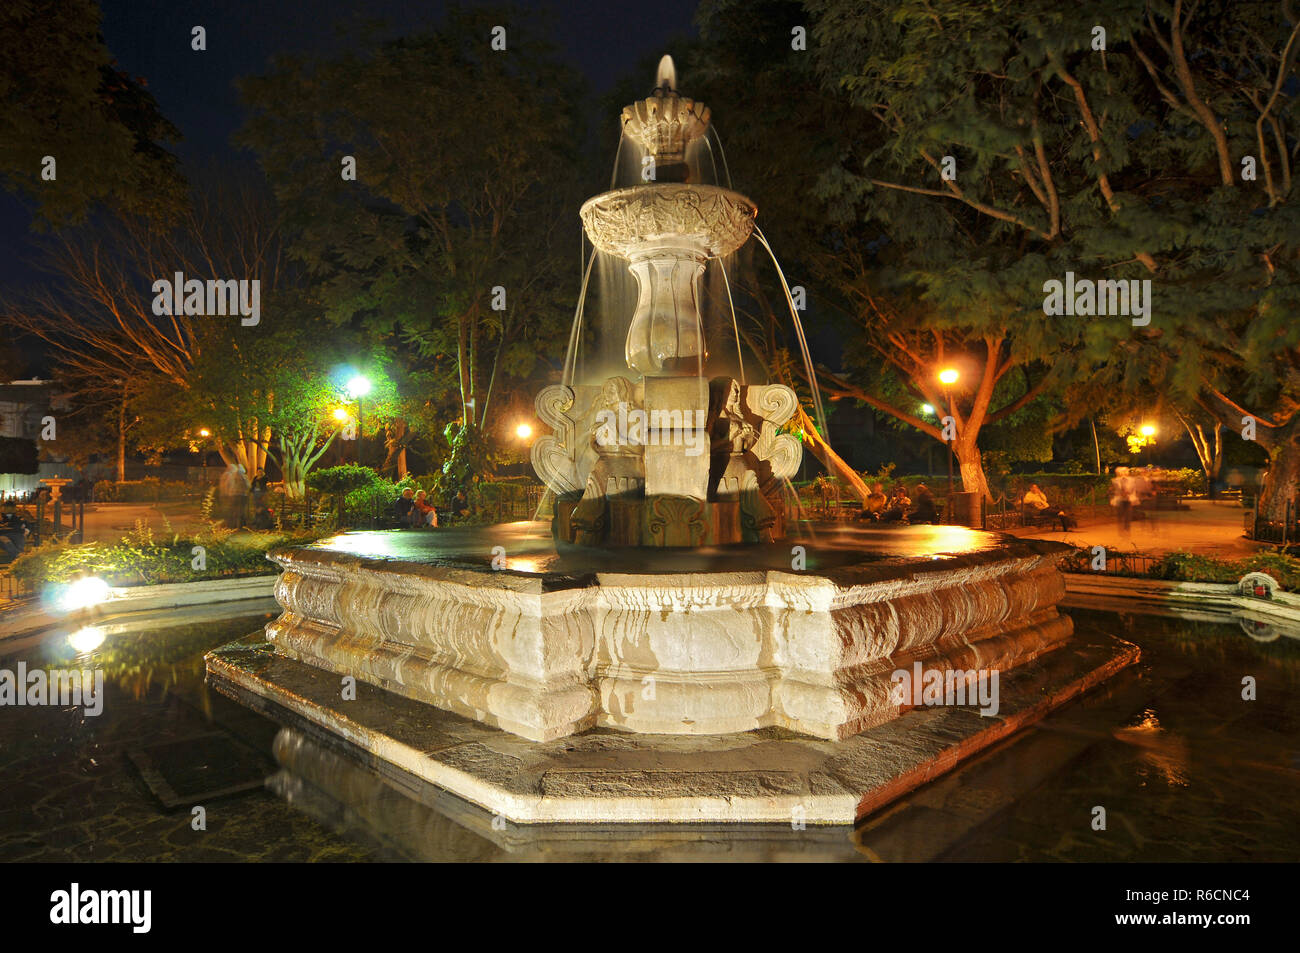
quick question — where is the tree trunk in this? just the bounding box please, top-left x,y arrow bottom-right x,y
1209,424 -> 1223,498
796,406 -> 869,504
953,438 -> 992,500
116,396 -> 126,482
1258,416 -> 1300,523
383,419 -> 409,478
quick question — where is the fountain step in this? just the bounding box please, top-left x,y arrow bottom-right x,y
206,629 -> 1138,824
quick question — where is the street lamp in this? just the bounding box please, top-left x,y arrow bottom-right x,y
332,408 -> 352,464
345,375 -> 372,467
921,406 -> 935,473
515,422 -> 533,440
1127,423 -> 1157,454
939,368 -> 959,519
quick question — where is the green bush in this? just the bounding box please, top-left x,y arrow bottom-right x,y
306,465 -> 379,496
6,526 -> 328,588
1062,547 -> 1300,589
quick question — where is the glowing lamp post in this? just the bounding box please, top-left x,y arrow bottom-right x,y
515,422 -> 533,441
1127,423 -> 1157,454
345,375 -> 372,467
939,368 -> 959,518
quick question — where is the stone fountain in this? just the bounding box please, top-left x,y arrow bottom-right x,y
206,58 -> 1136,825
535,58 -> 799,547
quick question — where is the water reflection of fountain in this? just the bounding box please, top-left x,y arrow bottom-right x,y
268,727 -> 864,861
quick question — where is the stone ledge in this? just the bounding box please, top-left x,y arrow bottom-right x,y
1063,573 -> 1300,630
0,573 -> 279,642
206,631 -> 1138,824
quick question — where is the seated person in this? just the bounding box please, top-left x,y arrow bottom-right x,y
1,502 -> 30,562
860,483 -> 888,520
879,485 -> 911,523
448,490 -> 469,520
251,502 -> 275,530
394,488 -> 419,527
413,490 -> 438,527
909,483 -> 939,524
1021,483 -> 1075,531
1022,484 -> 1050,510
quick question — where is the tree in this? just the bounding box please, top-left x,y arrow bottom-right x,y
139,315 -> 386,500
238,6 -> 582,460
0,0 -> 183,225
2,171 -> 290,479
699,0 -> 1300,511
1047,0 -> 1300,519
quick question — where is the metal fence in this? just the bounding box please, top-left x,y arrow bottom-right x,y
263,482 -> 548,532
1086,551 -> 1164,576
0,572 -> 31,601
1246,497 -> 1300,546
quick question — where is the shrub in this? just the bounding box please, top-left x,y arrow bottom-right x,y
6,526 -> 328,588
306,465 -> 380,497
1062,547 -> 1300,589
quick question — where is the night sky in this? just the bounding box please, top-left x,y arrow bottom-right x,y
0,0 -> 703,304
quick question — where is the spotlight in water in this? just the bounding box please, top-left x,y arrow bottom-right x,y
57,577 -> 111,613
68,626 -> 106,654
515,423 -> 533,440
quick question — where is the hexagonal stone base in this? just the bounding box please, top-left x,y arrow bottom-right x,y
206,630 -> 1137,825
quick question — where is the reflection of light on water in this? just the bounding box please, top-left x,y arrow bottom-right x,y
1113,709 -> 1190,788
55,576 -> 111,612
916,525 -> 986,554
504,556 -> 549,574
68,626 -> 106,654
316,532 -> 400,556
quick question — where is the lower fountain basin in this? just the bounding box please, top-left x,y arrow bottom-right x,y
259,522 -> 1074,742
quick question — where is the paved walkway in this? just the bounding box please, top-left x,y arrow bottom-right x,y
76,502 -> 209,543
1007,498 -> 1267,558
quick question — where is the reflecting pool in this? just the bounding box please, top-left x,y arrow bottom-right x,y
0,605 -> 1295,861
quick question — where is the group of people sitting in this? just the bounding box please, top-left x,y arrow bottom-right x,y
394,488 -> 439,528
393,487 -> 469,529
859,482 -> 939,524
857,480 -> 1077,531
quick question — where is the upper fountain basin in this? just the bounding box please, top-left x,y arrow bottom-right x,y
580,184 -> 757,261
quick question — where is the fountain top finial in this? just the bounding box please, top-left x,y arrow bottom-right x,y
621,53 -> 709,175
656,54 -> 676,92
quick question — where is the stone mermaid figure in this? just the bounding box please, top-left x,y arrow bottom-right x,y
571,377 -> 643,545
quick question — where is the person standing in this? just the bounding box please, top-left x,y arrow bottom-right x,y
1110,467 -> 1135,535
219,463 -> 250,529
249,469 -> 268,525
